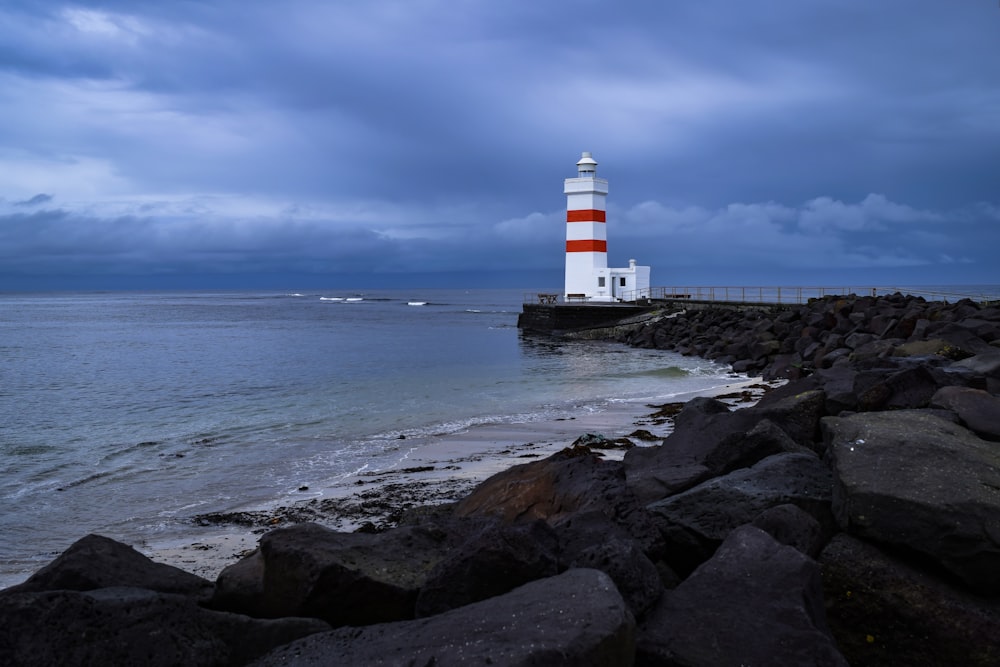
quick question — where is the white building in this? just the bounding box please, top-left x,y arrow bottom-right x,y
563,152 -> 650,302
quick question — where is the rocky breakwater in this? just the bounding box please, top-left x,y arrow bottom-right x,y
2,292 -> 999,666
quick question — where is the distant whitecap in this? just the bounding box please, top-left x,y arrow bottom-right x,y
319,297 -> 344,301
407,301 -> 427,306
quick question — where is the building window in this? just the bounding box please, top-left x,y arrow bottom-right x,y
620,277 -> 627,287
597,277 -> 606,287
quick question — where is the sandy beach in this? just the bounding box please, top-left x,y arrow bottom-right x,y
143,377 -> 776,581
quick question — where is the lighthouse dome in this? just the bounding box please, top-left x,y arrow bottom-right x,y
576,151 -> 597,176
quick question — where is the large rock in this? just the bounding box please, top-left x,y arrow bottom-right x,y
554,510 -> 666,616
820,533 -> 1000,667
454,445 -> 628,523
568,538 -> 663,620
624,397 -> 810,503
212,521 -> 461,626
823,410 -> 1000,593
930,385 -> 1000,441
952,350 -> 1000,394
952,350 -> 1000,377
1,534 -> 213,601
646,453 -> 834,574
414,518 -> 558,617
250,569 -> 636,667
751,502 -> 825,558
747,387 -> 827,448
756,370 -> 867,419
452,445 -> 663,555
814,365 -> 861,415
636,525 -> 847,666
211,548 -> 267,617
854,364 -> 942,411
0,586 -> 328,667
923,323 -> 997,357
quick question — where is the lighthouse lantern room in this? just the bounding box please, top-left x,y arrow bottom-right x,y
563,152 -> 650,302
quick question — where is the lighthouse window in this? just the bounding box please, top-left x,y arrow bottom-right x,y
598,277 -> 606,287
620,277 -> 627,287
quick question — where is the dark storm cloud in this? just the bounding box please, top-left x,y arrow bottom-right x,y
1,1 -> 998,288
13,193 -> 53,206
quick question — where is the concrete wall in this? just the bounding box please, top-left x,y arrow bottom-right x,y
517,303 -> 654,335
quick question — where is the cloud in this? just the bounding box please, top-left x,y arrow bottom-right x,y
797,194 -> 942,234
1,188 -> 993,288
0,1 -> 998,288
13,193 -> 54,207
615,193 -> 996,280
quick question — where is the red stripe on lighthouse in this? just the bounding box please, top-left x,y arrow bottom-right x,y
566,209 -> 606,222
566,240 -> 607,252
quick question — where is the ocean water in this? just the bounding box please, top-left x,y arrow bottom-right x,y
0,288 -> 738,586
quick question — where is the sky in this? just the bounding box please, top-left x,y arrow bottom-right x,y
1,1 -> 999,291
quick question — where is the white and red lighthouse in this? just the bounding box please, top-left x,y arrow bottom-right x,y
563,152 -> 650,302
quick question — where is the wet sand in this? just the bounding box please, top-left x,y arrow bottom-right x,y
143,378 -> 776,581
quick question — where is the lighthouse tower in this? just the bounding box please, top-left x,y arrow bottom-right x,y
563,152 -> 651,302
564,152 -> 610,300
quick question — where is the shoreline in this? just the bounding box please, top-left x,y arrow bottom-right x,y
141,377 -> 776,582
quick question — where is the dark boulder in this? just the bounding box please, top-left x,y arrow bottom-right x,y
452,445 -> 663,555
817,346 -> 851,369
850,337 -> 899,362
748,387 -> 826,448
250,569 -> 636,667
624,397 -> 810,503
952,350 -> 1000,394
212,521 -> 461,626
0,586 -> 328,667
414,518 -> 558,617
823,410 -> 1000,593
813,365 -> 861,414
762,351 -> 804,380
820,533 -> 1000,667
702,417 -> 813,472
952,350 -> 1000,377
561,529 -> 664,618
751,502 -> 826,558
930,385 -> 1000,441
211,548 -> 266,617
925,323 -> 996,357
554,510 -> 667,615
1,534 -> 213,602
854,363 -> 941,411
453,445 -> 627,524
646,452 -> 834,574
636,525 -> 847,667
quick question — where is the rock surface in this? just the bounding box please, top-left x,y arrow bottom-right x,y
4,534 -> 214,601
1,582 -> 327,667
930,384 -> 1000,441
823,410 -> 1000,593
637,525 -> 847,667
249,568 -> 635,667
820,533 -> 1000,667
211,520 -> 465,625
646,452 -> 834,574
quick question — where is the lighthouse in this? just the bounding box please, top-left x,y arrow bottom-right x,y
563,152 -> 650,302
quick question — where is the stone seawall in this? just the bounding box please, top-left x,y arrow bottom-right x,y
3,292 -> 999,666
517,302 -> 658,336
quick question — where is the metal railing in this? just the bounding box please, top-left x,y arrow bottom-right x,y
526,287 -> 999,306
625,286 -> 999,306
